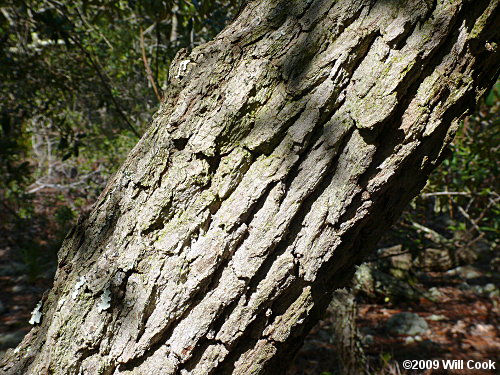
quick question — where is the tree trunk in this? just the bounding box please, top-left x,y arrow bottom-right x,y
330,289 -> 367,375
2,0 -> 498,374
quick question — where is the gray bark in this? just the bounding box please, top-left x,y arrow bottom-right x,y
2,0 -> 499,374
330,289 -> 366,375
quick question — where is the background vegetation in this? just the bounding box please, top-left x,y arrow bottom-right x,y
0,0 -> 241,278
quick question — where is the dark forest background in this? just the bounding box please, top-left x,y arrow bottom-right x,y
0,1 -> 498,373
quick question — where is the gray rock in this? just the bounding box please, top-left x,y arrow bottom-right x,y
447,266 -> 482,279
472,283 -> 499,298
471,285 -> 483,294
378,245 -> 412,271
427,314 -> 446,321
404,335 -> 422,344
11,285 -> 25,293
483,283 -> 496,292
416,248 -> 453,271
387,312 -> 428,336
428,287 -> 442,299
405,336 -> 414,344
0,331 -> 26,350
14,275 -> 29,283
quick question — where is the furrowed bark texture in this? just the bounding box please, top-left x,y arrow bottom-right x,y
2,0 -> 499,374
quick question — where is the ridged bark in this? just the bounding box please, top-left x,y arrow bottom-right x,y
2,0 -> 499,374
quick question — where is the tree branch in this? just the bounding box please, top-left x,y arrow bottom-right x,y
140,27 -> 163,103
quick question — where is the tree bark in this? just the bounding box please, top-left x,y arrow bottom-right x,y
2,0 -> 499,374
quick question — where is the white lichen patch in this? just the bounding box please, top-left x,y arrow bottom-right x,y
177,59 -> 191,78
97,287 -> 112,312
72,276 -> 87,300
57,297 -> 66,309
206,329 -> 215,340
29,301 -> 42,325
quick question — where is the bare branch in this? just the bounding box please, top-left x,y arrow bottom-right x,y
140,27 -> 163,103
457,205 -> 482,234
421,191 -> 471,198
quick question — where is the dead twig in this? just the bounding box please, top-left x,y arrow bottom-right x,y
421,191 -> 471,198
457,205 -> 482,234
140,27 -> 163,103
26,170 -> 102,194
412,222 -> 449,244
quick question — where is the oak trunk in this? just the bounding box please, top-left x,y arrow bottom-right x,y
2,0 -> 499,374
